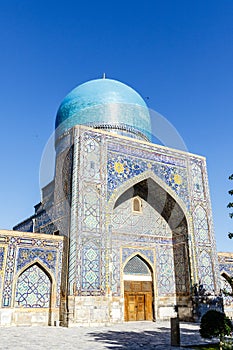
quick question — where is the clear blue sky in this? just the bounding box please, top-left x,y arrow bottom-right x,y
0,0 -> 232,251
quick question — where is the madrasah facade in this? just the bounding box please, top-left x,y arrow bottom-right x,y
0,78 -> 232,326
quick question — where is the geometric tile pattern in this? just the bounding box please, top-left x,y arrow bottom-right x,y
191,160 -> 205,199
218,254 -> 233,277
81,242 -> 100,291
83,185 -> 100,232
66,130 -> 104,296
15,264 -> 51,308
112,198 -> 172,237
124,255 -> 150,275
198,250 -> 214,291
156,245 -> 175,294
111,248 -> 120,295
68,133 -> 80,294
193,205 -> 215,291
2,242 -> 16,307
83,135 -> 101,181
1,234 -> 63,308
122,247 -> 155,266
193,206 -> 209,243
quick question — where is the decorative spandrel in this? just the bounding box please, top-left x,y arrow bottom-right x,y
107,153 -> 189,207
17,248 -> 57,273
122,248 -> 154,267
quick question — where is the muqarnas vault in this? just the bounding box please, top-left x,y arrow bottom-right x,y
0,78 -> 221,326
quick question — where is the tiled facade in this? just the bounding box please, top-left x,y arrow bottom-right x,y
0,230 -> 64,326
4,78 -> 231,326
12,123 -> 221,325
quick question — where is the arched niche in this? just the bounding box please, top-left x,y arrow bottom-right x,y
110,175 -> 192,303
132,197 -> 142,213
123,254 -> 153,321
15,262 -> 52,309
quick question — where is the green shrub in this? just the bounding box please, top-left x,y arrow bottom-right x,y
200,310 -> 232,340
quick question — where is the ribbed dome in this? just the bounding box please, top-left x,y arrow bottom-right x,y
55,78 -> 151,141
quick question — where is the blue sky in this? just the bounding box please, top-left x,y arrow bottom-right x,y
0,0 -> 232,251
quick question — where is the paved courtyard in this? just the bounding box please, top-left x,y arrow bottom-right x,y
0,321 -> 217,350
0,322 -> 217,350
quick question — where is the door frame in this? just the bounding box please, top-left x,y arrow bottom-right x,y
122,253 -> 156,321
124,289 -> 153,321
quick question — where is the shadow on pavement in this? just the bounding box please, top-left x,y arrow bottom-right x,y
89,327 -> 172,349
88,323 -> 216,349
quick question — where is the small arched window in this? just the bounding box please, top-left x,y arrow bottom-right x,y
132,197 -> 142,213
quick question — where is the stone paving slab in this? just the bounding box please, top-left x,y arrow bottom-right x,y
0,321 -> 217,350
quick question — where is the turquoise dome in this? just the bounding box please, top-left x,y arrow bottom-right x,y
55,78 -> 151,141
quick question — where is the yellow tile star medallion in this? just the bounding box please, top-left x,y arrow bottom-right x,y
173,174 -> 182,185
114,162 -> 124,174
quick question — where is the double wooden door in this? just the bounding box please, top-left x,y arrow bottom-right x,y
124,281 -> 153,321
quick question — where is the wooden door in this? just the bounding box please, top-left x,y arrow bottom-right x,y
127,294 -> 137,321
136,294 -> 145,320
145,293 -> 153,321
124,281 -> 153,321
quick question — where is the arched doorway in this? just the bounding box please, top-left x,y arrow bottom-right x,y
124,255 -> 153,321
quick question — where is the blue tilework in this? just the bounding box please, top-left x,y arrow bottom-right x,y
15,264 -> 51,308
107,153 -> 189,206
122,248 -> 154,266
81,242 -> 101,291
0,247 -> 5,270
17,248 -> 57,274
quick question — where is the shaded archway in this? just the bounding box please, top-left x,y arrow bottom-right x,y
115,177 -> 191,299
123,254 -> 153,321
114,177 -> 187,233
